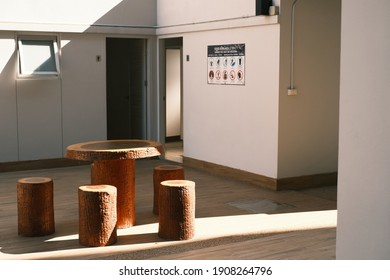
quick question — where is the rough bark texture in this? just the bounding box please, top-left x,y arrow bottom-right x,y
91,159 -> 135,228
158,180 -> 195,240
66,139 -> 164,161
78,185 -> 117,247
153,165 -> 185,215
65,139 -> 164,229
17,177 -> 55,237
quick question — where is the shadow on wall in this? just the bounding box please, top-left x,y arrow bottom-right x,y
0,36 -> 18,162
0,0 -> 157,163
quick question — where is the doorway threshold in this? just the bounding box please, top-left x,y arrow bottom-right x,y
164,141 -> 183,163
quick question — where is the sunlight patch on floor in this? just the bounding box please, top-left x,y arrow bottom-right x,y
228,199 -> 295,213
46,210 -> 337,244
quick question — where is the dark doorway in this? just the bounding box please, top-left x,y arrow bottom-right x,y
106,38 -> 147,140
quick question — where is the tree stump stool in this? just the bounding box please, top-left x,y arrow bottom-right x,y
153,165 -> 185,215
17,177 -> 55,237
78,185 -> 117,247
158,180 -> 195,240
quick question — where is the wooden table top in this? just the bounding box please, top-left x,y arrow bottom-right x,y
66,139 -> 164,161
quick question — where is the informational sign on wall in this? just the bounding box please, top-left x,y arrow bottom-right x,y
207,44 -> 245,85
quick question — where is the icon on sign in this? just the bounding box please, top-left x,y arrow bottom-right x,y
216,70 -> 221,80
230,58 -> 236,67
209,70 -> 215,80
238,57 -> 244,67
223,70 -> 228,80
230,70 -> 236,80
223,58 -> 228,67
209,58 -> 214,67
237,70 -> 243,80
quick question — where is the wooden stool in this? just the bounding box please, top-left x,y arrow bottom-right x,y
158,180 -> 195,240
78,185 -> 117,247
153,165 -> 185,215
17,177 -> 55,237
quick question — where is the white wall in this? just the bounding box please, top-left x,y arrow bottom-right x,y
61,34 -> 107,149
337,0 -> 390,259
277,0 -> 340,178
0,33 -> 18,162
0,0 -> 157,32
0,34 -> 65,161
157,0 -> 255,27
183,24 -> 280,178
159,0 -> 340,180
1,0 -> 340,183
0,0 -> 158,163
0,33 -> 108,162
16,79 -> 63,160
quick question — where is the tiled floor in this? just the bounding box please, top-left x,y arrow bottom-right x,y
0,148 -> 337,260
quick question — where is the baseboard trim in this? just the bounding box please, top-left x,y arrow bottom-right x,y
183,157 -> 337,191
0,158 -> 90,173
277,172 -> 338,190
183,156 -> 278,190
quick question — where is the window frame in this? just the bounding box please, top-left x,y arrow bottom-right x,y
17,36 -> 60,77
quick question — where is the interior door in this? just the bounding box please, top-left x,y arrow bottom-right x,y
106,38 -> 147,140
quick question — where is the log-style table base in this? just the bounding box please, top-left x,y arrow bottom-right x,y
66,139 -> 164,229
91,159 -> 135,228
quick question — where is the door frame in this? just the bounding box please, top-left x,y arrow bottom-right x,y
158,37 -> 183,144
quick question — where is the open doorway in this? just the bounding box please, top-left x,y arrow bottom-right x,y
165,48 -> 182,142
162,37 -> 183,162
106,38 -> 147,140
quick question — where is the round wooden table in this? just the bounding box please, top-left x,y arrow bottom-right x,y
66,139 -> 164,228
